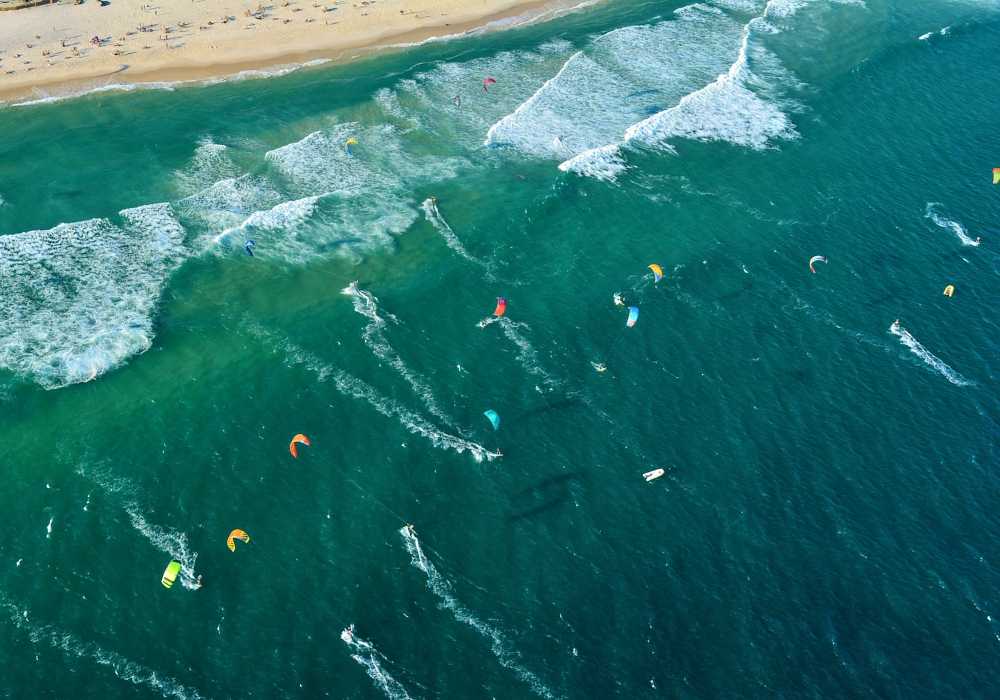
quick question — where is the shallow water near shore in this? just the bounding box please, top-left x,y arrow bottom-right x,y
3,1 -> 1000,698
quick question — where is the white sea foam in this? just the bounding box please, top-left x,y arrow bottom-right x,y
378,47 -> 578,149
2,599 -> 203,699
174,138 -> 241,196
266,126 -> 393,195
248,324 -> 492,461
557,145 -> 630,180
890,322 -> 972,387
342,626 -> 417,700
0,204 -> 187,389
710,0 -> 766,10
486,6 -> 744,161
926,203 -> 979,246
623,12 -> 797,151
261,123 -> 465,255
179,174 -> 286,237
345,283 -> 461,430
400,528 -> 557,699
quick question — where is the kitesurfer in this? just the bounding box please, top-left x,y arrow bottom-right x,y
197,575 -> 203,588
614,293 -> 625,307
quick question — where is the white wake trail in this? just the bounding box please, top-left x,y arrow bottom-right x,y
2,599 -> 204,699
344,283 -> 462,431
421,199 -> 489,268
890,321 -> 972,387
341,626 -> 418,700
248,324 -> 493,461
926,203 -> 979,246
400,528 -> 558,700
75,464 -> 200,590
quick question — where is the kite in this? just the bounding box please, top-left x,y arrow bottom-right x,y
227,529 -> 250,552
626,306 -> 639,327
809,256 -> 828,273
290,434 -> 310,458
483,410 -> 500,431
161,560 -> 182,588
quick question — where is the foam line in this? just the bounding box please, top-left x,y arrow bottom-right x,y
2,598 -> 204,699
344,283 -> 462,430
890,321 -> 973,387
623,7 -> 796,151
926,203 -> 979,246
341,626 -> 417,700
400,528 -> 558,700
247,324 -> 492,461
0,204 -> 187,389
174,138 -> 241,196
488,4 -> 756,178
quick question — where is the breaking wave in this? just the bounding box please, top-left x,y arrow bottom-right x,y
0,204 -> 187,389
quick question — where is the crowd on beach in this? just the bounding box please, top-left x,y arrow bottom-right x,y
0,0 -> 449,84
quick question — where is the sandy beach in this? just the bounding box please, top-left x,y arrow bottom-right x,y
0,0 -> 587,102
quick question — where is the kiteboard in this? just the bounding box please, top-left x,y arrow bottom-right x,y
643,469 -> 665,482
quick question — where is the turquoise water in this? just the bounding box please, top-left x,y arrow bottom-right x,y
3,0 -> 1000,697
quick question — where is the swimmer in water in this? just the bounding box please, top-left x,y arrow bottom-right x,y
596,364 -> 607,372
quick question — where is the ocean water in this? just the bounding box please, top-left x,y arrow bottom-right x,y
2,0 -> 1000,697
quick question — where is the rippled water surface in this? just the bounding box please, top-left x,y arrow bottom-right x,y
3,1 -> 1000,697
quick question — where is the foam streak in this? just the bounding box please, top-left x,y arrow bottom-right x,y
341,626 -> 417,700
926,203 -> 979,246
247,324 -> 492,461
400,528 -> 558,699
890,322 -> 972,387
2,599 -> 204,699
344,283 -> 461,430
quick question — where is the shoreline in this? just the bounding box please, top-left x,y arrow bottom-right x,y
0,0 -> 596,105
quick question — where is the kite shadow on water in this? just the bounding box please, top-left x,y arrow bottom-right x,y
505,471 -> 585,524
